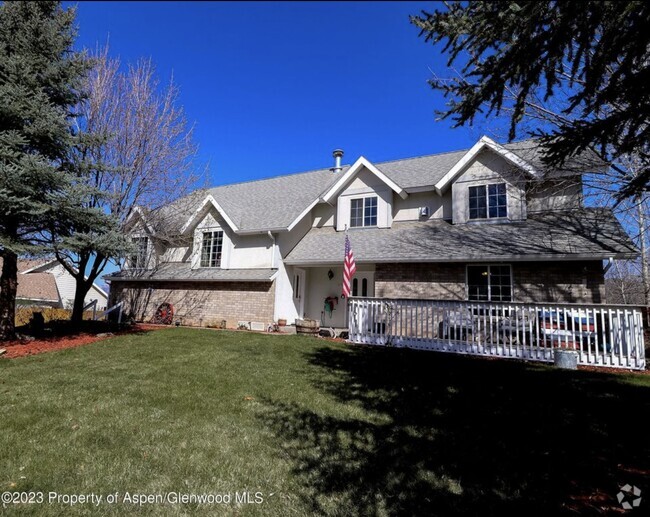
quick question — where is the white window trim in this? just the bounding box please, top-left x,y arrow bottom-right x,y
199,229 -> 224,268
465,264 -> 514,302
129,235 -> 150,270
468,182 -> 508,221
349,195 -> 379,228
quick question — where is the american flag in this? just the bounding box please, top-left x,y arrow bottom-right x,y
342,234 -> 356,298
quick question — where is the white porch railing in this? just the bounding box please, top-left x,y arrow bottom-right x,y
83,299 -> 98,320
93,301 -> 123,324
348,297 -> 646,370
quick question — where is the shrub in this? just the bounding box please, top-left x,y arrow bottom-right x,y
15,307 -> 96,326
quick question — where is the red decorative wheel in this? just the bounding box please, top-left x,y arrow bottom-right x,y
152,302 -> 174,325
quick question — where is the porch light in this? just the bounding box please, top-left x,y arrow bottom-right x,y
328,269 -> 334,280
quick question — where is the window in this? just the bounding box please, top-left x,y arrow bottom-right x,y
350,196 -> 378,227
200,231 -> 223,268
467,265 -> 512,302
130,237 -> 148,269
469,183 -> 507,219
352,276 -> 371,297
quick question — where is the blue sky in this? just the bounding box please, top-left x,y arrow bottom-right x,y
69,1 -> 489,185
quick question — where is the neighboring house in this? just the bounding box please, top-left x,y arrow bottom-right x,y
106,136 -> 638,329
0,258 -> 108,311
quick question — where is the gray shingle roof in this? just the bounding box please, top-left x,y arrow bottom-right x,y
374,149 -> 469,189
150,138 -> 599,234
106,263 -> 276,282
284,209 -> 638,265
206,166 -> 348,231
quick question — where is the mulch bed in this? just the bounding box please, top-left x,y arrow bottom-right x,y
0,324 -> 153,359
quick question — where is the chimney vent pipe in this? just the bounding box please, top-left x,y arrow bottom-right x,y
332,149 -> 344,173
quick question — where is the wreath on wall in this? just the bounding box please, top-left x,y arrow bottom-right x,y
324,296 -> 338,318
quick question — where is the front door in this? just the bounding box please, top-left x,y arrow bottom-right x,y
349,272 -> 375,332
293,268 -> 306,318
352,272 -> 374,298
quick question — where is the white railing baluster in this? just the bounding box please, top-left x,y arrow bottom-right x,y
345,297 -> 645,370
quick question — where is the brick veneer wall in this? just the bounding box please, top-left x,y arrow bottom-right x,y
375,261 -> 605,303
109,280 -> 275,328
375,263 -> 466,300
512,261 -> 605,303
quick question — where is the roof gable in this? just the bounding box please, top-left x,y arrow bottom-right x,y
180,194 -> 240,234
149,138 -> 596,235
321,156 -> 408,203
124,206 -> 156,234
434,136 -> 541,194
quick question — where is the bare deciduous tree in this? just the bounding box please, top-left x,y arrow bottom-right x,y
53,46 -> 205,322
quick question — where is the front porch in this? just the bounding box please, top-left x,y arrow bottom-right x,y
292,265 -> 375,328
348,297 -> 646,370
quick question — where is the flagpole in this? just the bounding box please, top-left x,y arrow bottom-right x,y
343,224 -> 356,328
344,224 -> 347,329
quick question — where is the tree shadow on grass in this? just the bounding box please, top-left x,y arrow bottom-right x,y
257,346 -> 650,516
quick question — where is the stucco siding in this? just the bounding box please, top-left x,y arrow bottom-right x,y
393,191 -> 452,222
527,177 -> 583,212
451,149 -> 528,224
336,167 -> 393,230
275,215 -> 314,324
312,203 -> 335,228
161,246 -> 191,263
191,209 -> 273,269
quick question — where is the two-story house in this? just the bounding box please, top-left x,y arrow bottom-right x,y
106,137 -> 638,329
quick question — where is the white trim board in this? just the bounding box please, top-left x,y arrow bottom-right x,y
321,156 -> 408,204
180,194 -> 240,234
434,136 -> 541,195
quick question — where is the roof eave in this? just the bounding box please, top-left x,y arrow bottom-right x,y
284,252 -> 638,266
105,276 -> 275,283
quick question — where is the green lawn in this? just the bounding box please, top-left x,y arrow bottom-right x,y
1,328 -> 649,516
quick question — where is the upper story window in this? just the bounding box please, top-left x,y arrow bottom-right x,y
467,264 -> 512,302
200,230 -> 223,268
130,236 -> 148,269
350,196 -> 377,228
469,183 -> 507,220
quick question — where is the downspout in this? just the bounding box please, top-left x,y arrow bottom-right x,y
267,231 -> 276,269
603,257 -> 614,274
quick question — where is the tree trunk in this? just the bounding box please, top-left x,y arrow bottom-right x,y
70,278 -> 91,324
0,251 -> 18,341
637,194 -> 650,306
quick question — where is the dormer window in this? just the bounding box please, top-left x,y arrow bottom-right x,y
469,183 -> 507,220
130,236 -> 148,269
350,196 -> 377,228
200,230 -> 223,268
